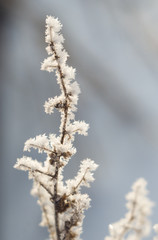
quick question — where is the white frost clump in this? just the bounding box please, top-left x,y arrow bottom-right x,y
66,159 -> 98,194
24,134 -> 51,153
44,95 -> 64,114
15,156 -> 43,172
14,15 -> 98,240
105,178 -> 154,240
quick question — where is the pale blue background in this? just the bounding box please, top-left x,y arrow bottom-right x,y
1,0 -> 158,239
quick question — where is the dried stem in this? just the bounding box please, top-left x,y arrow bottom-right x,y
49,40 -> 70,240
67,167 -> 90,197
15,16 -> 98,240
29,143 -> 52,153
18,164 -> 55,178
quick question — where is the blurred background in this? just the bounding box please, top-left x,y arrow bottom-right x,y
1,0 -> 158,239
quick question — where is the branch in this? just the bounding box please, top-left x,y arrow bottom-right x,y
18,164 -> 55,178
29,143 -> 52,153
15,15 -> 98,240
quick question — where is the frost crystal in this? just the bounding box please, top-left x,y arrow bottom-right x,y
14,15 -> 98,240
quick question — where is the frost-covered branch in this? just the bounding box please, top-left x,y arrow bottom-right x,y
14,15 -> 98,240
105,178 -> 154,240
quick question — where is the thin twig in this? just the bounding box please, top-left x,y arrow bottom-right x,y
67,167 -> 90,197
18,164 -> 55,178
29,143 -> 52,153
39,182 -> 54,198
50,39 -> 70,240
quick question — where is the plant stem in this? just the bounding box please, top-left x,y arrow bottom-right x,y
50,40 -> 69,240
